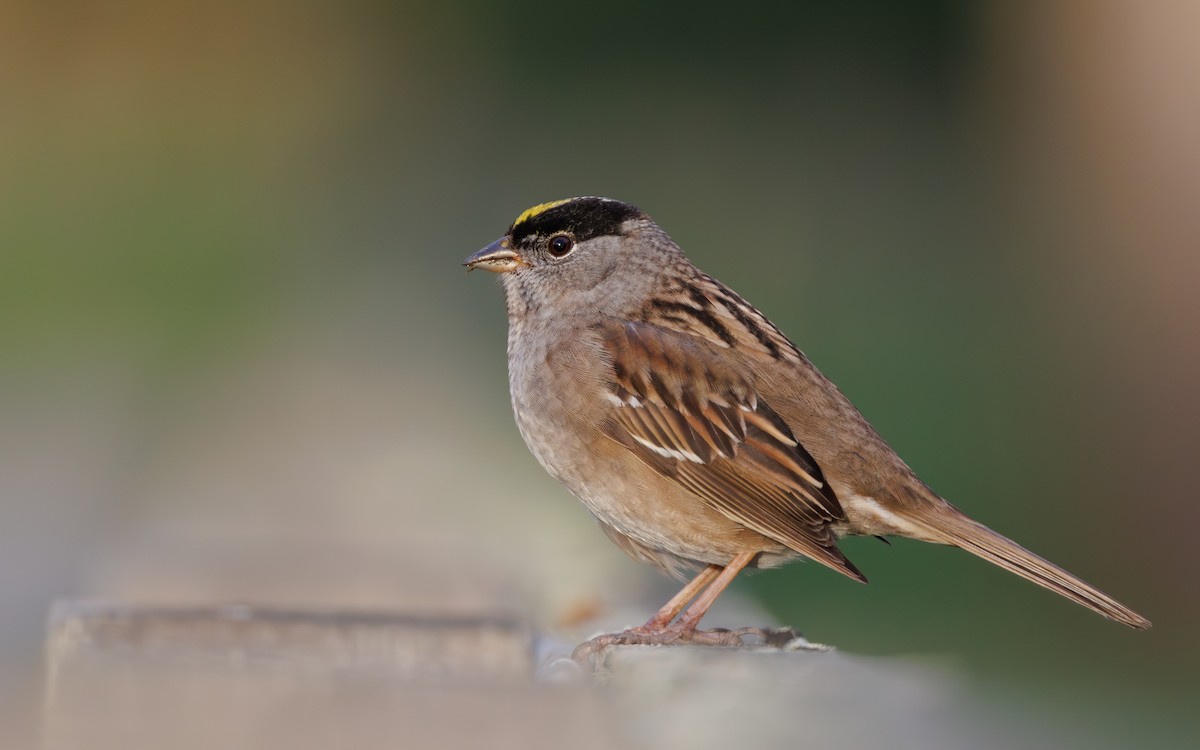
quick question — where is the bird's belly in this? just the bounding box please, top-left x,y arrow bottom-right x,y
506,329 -> 787,569
512,396 -> 778,568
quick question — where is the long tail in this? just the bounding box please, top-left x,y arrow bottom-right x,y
908,506 -> 1151,630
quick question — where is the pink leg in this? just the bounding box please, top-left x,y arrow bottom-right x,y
673,552 -> 756,632
641,564 -> 722,630
572,552 -> 761,662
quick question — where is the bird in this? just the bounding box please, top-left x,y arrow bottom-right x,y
463,196 -> 1151,654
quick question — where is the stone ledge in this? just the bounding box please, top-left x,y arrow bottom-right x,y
41,600 -> 1080,750
47,601 -> 534,682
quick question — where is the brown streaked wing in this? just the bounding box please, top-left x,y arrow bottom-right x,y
644,273 -> 805,364
598,321 -> 866,582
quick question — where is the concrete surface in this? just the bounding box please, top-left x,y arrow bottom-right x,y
41,600 -> 1102,750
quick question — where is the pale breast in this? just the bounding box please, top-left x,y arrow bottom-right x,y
506,325 -> 784,567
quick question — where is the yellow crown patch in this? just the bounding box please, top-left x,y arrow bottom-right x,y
512,199 -> 572,229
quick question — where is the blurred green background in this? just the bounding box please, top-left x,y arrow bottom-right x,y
2,0 -> 1197,746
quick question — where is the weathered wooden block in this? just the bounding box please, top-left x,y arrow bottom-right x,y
42,601 -> 1084,750
46,601 -> 535,681
43,601 -> 618,750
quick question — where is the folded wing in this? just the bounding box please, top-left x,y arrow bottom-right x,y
599,321 -> 865,582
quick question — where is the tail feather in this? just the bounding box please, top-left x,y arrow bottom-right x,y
910,508 -> 1151,630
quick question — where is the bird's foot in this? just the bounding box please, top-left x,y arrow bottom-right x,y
569,626 -> 725,663
571,619 -> 806,662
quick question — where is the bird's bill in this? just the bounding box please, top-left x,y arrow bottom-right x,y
464,238 -> 526,273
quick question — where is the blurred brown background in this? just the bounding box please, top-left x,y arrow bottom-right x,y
2,1 -> 1197,747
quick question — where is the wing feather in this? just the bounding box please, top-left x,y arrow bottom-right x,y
599,321 -> 865,582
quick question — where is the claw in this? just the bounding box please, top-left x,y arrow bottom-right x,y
571,624 -> 748,664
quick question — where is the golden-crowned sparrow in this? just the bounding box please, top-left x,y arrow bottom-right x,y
465,197 -> 1150,651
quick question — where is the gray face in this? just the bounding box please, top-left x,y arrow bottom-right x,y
465,197 -> 681,320
503,232 -> 635,316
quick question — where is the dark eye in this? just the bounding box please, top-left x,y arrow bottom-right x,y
547,234 -> 575,257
